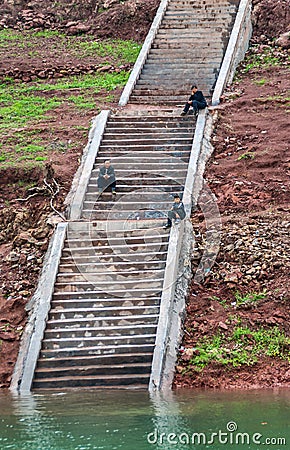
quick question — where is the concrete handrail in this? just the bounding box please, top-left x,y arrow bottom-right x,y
10,223 -> 67,393
69,110 -> 110,220
212,0 -> 252,106
118,0 -> 169,107
149,110 -> 207,391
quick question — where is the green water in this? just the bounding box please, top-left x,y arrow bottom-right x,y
0,389 -> 289,450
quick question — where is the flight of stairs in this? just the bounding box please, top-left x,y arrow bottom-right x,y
31,0 -> 240,390
32,113 -> 195,389
129,0 -> 239,105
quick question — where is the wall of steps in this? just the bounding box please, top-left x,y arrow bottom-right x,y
13,0 -> 246,392
129,0 -> 239,105
32,112 -> 196,390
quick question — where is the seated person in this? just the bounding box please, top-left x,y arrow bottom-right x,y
163,194 -> 186,229
97,160 -> 116,196
181,84 -> 207,117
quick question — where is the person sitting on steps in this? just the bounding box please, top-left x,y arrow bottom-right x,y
181,84 -> 207,117
163,194 -> 186,229
97,160 -> 116,197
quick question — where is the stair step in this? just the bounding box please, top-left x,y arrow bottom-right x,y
42,334 -> 157,350
51,298 -> 161,308
36,352 -> 153,368
32,373 -> 150,389
34,362 -> 152,378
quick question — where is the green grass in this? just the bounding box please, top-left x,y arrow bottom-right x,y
0,31 -> 138,168
237,151 -> 255,161
68,95 -> 96,110
188,326 -> 290,371
234,290 -> 267,308
69,39 -> 142,63
0,94 -> 62,128
241,45 -> 289,73
0,29 -> 141,65
253,78 -> 268,86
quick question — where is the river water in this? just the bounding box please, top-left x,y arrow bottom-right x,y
0,388 -> 289,450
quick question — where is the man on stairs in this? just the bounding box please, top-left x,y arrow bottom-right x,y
163,194 -> 186,229
181,84 -> 207,117
97,160 -> 116,196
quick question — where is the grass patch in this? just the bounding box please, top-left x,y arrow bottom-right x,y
241,45 -> 289,73
253,78 -> 268,86
234,290 -> 267,308
68,95 -> 96,110
188,326 -> 290,371
69,39 -> 142,63
0,93 -> 62,128
237,151 -> 255,161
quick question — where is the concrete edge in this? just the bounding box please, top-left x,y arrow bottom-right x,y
118,0 -> 169,107
160,111 -> 218,390
149,221 -> 185,391
212,0 -> 252,106
69,110 -> 110,220
149,110 -> 207,391
10,223 -> 67,393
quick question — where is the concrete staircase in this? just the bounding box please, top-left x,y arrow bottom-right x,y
33,221 -> 168,389
32,113 -> 195,389
129,0 -> 239,105
29,0 -> 241,390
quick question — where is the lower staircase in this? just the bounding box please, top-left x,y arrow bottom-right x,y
32,112 -> 195,389
33,221 -> 169,389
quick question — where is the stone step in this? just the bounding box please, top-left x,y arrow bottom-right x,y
65,231 -> 170,245
51,297 -> 161,308
82,201 -> 173,212
98,144 -> 193,152
44,324 -> 157,339
53,279 -> 163,293
42,334 -> 156,350
105,122 -> 193,129
34,362 -> 152,379
148,48 -> 223,55
56,270 -> 165,284
32,373 -> 150,389
36,352 -> 153,369
39,343 -> 155,358
93,157 -> 190,167
88,176 -> 186,184
84,192 -> 181,203
58,261 -> 166,274
59,251 -> 168,266
52,287 -> 164,299
102,131 -> 192,140
65,224 -> 169,238
47,314 -> 159,329
62,241 -> 168,254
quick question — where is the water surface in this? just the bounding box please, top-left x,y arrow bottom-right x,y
0,388 -> 289,449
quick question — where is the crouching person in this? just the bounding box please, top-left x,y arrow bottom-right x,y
163,194 -> 186,229
97,160 -> 116,196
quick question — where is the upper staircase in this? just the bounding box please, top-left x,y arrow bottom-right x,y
129,0 -> 239,105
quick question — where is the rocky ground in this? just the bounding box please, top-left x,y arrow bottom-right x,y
0,0 -> 289,388
174,50 -> 290,389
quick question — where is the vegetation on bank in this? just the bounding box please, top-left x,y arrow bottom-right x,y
0,29 -> 141,64
184,325 -> 290,373
0,30 -> 141,168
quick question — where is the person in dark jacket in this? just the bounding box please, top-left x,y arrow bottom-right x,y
181,84 -> 207,117
97,160 -> 116,195
163,194 -> 186,229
